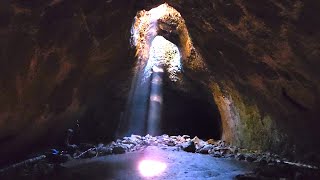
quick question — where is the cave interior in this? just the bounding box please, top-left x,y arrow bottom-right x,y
1,0 -> 320,179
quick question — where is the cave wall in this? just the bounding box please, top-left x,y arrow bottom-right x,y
0,0 -> 136,164
161,0 -> 320,159
135,0 -> 320,160
0,0 -> 320,164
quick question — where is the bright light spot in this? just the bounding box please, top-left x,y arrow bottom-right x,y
138,160 -> 167,177
131,3 -> 183,61
144,36 -> 181,82
149,4 -> 168,21
150,95 -> 163,103
152,66 -> 164,73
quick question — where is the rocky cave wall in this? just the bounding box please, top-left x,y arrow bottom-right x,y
0,0 -> 137,165
158,0 -> 320,160
0,0 -> 320,164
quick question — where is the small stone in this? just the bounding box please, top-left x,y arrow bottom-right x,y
87,150 -> 97,158
220,148 -> 232,155
216,140 -> 227,147
229,147 -> 239,154
182,135 -> 190,139
131,134 -> 142,140
170,135 -> 178,139
97,143 -> 105,148
176,136 -> 186,143
236,153 -> 246,161
225,154 -> 235,158
246,155 -> 256,162
66,144 -> 78,154
99,147 -> 113,155
112,145 -> 126,154
122,143 -> 134,149
180,141 -> 196,153
165,140 -> 176,146
198,144 -> 214,154
257,157 -> 268,165
192,136 -> 206,150
207,139 -> 216,145
212,152 -> 222,158
145,134 -> 153,139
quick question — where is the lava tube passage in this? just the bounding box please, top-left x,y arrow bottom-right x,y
119,3 -> 222,140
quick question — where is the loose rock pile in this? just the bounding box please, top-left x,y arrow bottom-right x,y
1,134 -> 319,179
93,134 -> 284,164
56,133 -> 291,168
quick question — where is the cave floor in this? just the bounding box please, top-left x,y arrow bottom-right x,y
50,146 -> 254,180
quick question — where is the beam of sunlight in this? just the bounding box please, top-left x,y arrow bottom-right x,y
121,3 -> 185,137
138,160 -> 167,177
147,66 -> 164,136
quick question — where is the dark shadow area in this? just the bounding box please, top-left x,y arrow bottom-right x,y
161,79 -> 222,140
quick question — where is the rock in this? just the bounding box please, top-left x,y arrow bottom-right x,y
98,146 -> 113,155
176,136 -> 186,143
170,135 -> 178,139
66,144 -> 78,154
112,145 -> 126,154
182,135 -> 190,139
180,141 -> 196,153
257,156 -> 268,165
225,154 -> 235,158
97,143 -> 105,148
165,140 -> 176,146
122,143 -> 134,150
87,150 -> 97,158
145,134 -> 153,139
220,148 -> 232,155
46,149 -> 71,164
128,135 -> 143,144
122,139 -> 137,145
207,139 -> 216,145
198,144 -> 214,154
212,152 -> 222,158
229,146 -> 239,154
216,140 -> 227,147
245,154 -> 257,162
192,136 -> 206,150
236,153 -> 246,161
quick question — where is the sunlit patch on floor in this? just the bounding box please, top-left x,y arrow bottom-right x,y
138,159 -> 167,177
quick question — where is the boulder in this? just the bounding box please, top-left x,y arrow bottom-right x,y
181,141 -> 196,153
198,144 -> 214,154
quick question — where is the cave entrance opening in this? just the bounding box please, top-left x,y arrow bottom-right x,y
119,3 -> 222,140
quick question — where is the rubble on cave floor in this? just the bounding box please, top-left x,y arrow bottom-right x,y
1,134 -> 320,179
